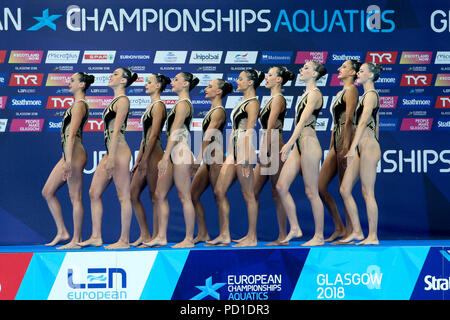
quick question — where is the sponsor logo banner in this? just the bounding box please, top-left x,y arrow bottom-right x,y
0,119 -> 7,132
435,96 -> 450,109
9,96 -> 45,108
400,51 -> 433,64
379,96 -> 398,109
10,119 -> 45,132
435,74 -> 450,86
435,118 -> 450,130
224,51 -> 258,64
82,50 -> 116,64
366,51 -> 398,64
260,51 -> 292,64
193,73 -> 224,86
154,51 -> 187,64
47,118 -> 63,131
189,51 -> 223,64
86,96 -> 114,109
126,118 -> 142,131
400,96 -> 433,108
400,74 -> 433,86
0,96 -> 7,109
434,51 -> 450,64
329,52 -> 362,64
118,51 -> 152,63
46,73 -> 72,86
45,50 -> 80,64
295,51 -> 328,64
400,118 -> 433,131
47,251 -> 157,300
84,119 -> 104,132
8,50 -> 43,63
46,96 -> 75,109
0,50 -> 6,63
172,249 -> 308,300
9,73 -> 44,86
410,247 -> 450,300
379,118 -> 398,131
0,73 -> 6,87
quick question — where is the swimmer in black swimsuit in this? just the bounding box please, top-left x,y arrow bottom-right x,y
253,66 -> 294,246
277,61 -> 327,246
191,79 -> 231,243
42,72 -> 94,249
318,59 -> 361,243
339,62 -> 382,245
209,69 -> 264,247
79,68 -> 137,250
143,72 -> 199,248
130,73 -> 170,247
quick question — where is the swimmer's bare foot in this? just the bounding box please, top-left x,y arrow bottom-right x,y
193,233 -> 210,244
171,239 -> 195,248
105,240 -> 130,250
356,236 -> 379,245
301,235 -> 325,247
232,237 -> 257,247
333,231 -> 364,245
143,237 -> 167,248
57,240 -> 82,250
324,229 -> 346,242
78,237 -> 103,247
45,231 -> 70,246
264,238 -> 289,246
280,228 -> 303,244
131,235 -> 152,247
206,234 -> 231,246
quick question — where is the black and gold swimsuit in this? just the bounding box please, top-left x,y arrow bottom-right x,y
331,89 -> 348,153
259,94 -> 286,158
102,94 -> 129,153
61,99 -> 89,160
294,89 -> 323,154
354,89 -> 380,157
259,94 -> 286,132
201,105 -> 226,169
166,98 -> 193,143
230,96 -> 258,159
141,99 -> 167,153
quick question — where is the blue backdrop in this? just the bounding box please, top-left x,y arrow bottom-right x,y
0,0 -> 449,245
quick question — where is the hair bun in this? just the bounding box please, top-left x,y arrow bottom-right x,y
87,74 -> 95,84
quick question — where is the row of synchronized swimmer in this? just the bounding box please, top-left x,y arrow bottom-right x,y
42,59 -> 383,250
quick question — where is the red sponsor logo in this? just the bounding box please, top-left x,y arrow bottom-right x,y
84,119 -> 104,131
85,54 -> 108,60
0,253 -> 33,300
0,50 -> 6,63
366,51 -> 398,64
46,96 -> 75,109
9,73 -> 44,86
435,96 -> 450,108
400,74 -> 433,86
